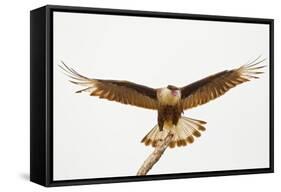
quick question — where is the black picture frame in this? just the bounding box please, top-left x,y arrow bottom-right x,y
30,5 -> 274,187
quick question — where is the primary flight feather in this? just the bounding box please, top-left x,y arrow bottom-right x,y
60,56 -> 266,148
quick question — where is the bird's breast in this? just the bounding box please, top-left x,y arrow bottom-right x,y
158,88 -> 181,105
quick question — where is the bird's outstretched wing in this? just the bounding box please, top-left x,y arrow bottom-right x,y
180,56 -> 266,110
59,62 -> 158,110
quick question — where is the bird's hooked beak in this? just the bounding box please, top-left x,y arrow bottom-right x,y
171,90 -> 178,96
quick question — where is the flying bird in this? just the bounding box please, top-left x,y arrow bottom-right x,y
59,56 -> 266,148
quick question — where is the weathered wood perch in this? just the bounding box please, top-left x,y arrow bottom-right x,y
137,131 -> 174,176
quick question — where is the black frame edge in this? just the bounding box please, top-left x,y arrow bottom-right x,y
48,168 -> 272,187
46,5 -> 53,187
30,6 -> 48,186
45,4 -> 273,23
269,19 -> 274,173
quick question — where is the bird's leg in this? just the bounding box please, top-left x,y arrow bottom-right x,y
158,121 -> 164,131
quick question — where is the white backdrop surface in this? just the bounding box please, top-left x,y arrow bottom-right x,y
53,11 -> 269,180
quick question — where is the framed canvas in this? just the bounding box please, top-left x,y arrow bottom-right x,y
30,5 -> 274,187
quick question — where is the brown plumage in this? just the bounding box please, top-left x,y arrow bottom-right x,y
59,56 -> 266,148
157,104 -> 182,131
180,57 -> 266,109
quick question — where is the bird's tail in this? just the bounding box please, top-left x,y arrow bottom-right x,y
141,116 -> 206,148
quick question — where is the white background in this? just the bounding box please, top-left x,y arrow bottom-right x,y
53,12 -> 269,180
0,0 -> 280,191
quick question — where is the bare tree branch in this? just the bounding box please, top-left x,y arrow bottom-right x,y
137,131 -> 174,176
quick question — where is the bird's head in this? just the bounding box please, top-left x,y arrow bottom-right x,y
157,85 -> 181,105
167,85 -> 181,97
